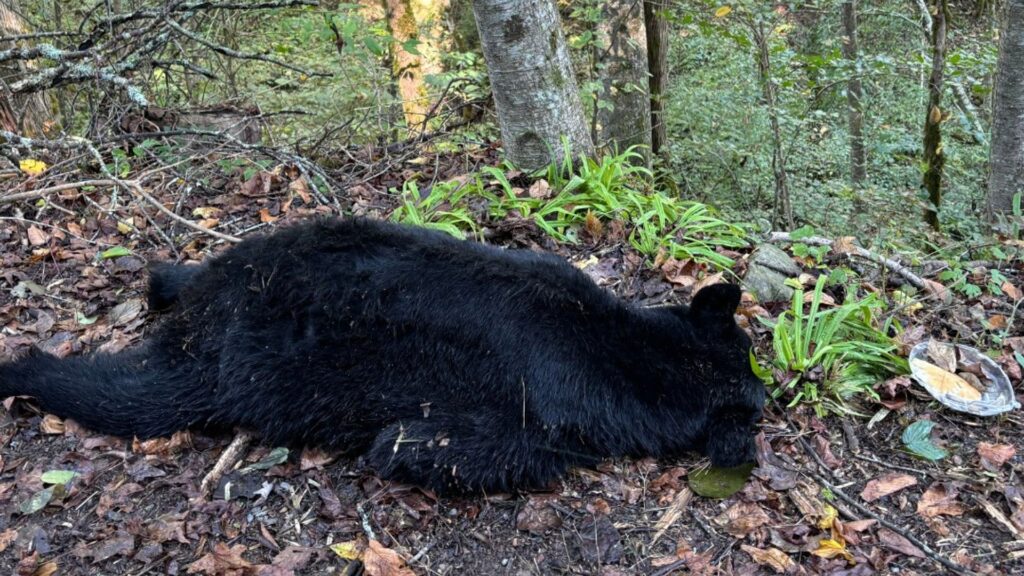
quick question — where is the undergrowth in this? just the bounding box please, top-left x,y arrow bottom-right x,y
761,276 -> 909,416
391,147 -> 750,269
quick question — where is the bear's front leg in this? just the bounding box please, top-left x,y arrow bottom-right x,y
365,412 -> 573,494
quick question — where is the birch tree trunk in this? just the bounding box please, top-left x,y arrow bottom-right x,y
595,0 -> 651,163
472,0 -> 593,170
841,1 -> 866,186
988,0 -> 1024,215
643,0 -> 668,157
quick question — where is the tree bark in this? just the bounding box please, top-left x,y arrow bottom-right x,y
753,23 -> 793,229
0,0 -> 52,136
471,0 -> 593,170
922,0 -> 947,231
841,1 -> 866,186
988,0 -> 1024,216
643,0 -> 667,157
382,0 -> 447,131
594,0 -> 651,163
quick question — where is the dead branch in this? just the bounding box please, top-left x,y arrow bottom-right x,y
196,431 -> 255,500
767,231 -> 932,293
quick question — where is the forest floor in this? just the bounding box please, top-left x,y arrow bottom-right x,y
1,149 -> 1024,576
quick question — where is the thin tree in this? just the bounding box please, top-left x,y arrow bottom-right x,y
643,0 -> 668,157
594,0 -> 651,163
471,0 -> 593,169
751,20 -> 793,229
840,1 -> 866,185
382,0 -> 447,131
988,0 -> 1024,216
922,0 -> 947,231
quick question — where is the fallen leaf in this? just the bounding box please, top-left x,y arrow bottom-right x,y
877,528 -> 925,558
32,561 -> 58,576
259,208 -> 279,224
27,226 -> 48,246
812,537 -> 854,563
40,414 -> 64,434
901,420 -> 948,461
860,473 -> 917,502
1002,281 -> 1022,301
362,540 -> 415,576
330,540 -> 362,561
187,542 -> 253,575
833,236 -> 858,255
528,179 -> 552,199
714,501 -> 770,537
516,496 -> 562,534
978,442 -> 1016,470
20,159 -> 47,175
0,529 -> 16,553
916,483 -> 965,518
107,299 -> 143,327
741,545 -> 795,573
299,447 -> 335,471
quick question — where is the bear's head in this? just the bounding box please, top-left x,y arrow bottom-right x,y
680,283 -> 766,468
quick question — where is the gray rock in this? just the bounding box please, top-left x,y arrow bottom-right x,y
744,244 -> 801,303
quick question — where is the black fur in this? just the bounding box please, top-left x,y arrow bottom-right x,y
0,218 -> 764,493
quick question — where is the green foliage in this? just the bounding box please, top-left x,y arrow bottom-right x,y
763,275 -> 909,416
390,179 -> 480,240
901,420 -> 948,461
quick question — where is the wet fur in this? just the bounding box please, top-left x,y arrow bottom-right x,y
0,218 -> 764,493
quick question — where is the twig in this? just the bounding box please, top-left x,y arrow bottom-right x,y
789,425 -> 977,575
356,501 -> 377,541
768,231 -> 932,293
0,178 -> 119,204
122,179 -> 242,243
196,431 -> 254,501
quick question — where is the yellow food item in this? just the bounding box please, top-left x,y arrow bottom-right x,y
911,358 -> 984,402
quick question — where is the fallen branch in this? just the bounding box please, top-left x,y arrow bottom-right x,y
0,179 -> 119,204
767,231 -> 935,294
197,431 -> 254,500
122,179 -> 243,243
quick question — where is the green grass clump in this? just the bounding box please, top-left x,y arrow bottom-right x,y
762,275 -> 908,416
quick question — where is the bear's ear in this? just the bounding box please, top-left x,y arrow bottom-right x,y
690,283 -> 741,322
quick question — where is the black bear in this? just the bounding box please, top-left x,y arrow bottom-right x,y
0,218 -> 764,493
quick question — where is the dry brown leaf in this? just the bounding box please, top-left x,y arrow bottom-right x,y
910,358 -> 983,402
108,299 -> 143,328
27,225 -> 49,246
714,501 -> 770,537
741,545 -> 795,574
877,528 -> 926,558
916,483 -> 965,518
0,529 -> 16,553
926,340 -> 958,372
299,447 -> 335,471
860,473 -> 917,502
186,542 -> 252,575
693,272 -> 725,295
40,414 -> 64,435
833,236 -> 858,255
1002,281 -> 1022,301
32,561 -> 58,576
922,278 -> 950,302
527,179 -> 552,199
259,208 -> 279,224
988,315 -> 1008,330
363,540 -> 415,576
979,442 -> 1016,470
516,496 -> 562,534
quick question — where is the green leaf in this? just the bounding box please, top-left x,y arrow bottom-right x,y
40,470 -> 79,485
901,420 -> 947,461
688,463 -> 755,499
240,447 -> 290,473
100,246 -> 132,259
19,486 -> 55,515
76,311 -> 98,325
749,349 -> 772,384
790,225 -> 815,240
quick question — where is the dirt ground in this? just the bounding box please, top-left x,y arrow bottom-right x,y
2,158 -> 1024,575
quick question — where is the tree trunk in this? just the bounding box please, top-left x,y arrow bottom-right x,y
643,0 -> 668,157
841,1 -> 866,186
988,0 -> 1024,216
922,0 -> 947,231
382,0 -> 447,131
594,0 -> 651,163
0,0 -> 51,136
472,0 -> 593,170
753,23 -> 793,229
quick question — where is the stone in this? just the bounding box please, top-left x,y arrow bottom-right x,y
744,245 -> 801,303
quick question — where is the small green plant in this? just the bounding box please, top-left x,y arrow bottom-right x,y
763,276 -> 908,416
390,179 -> 479,240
